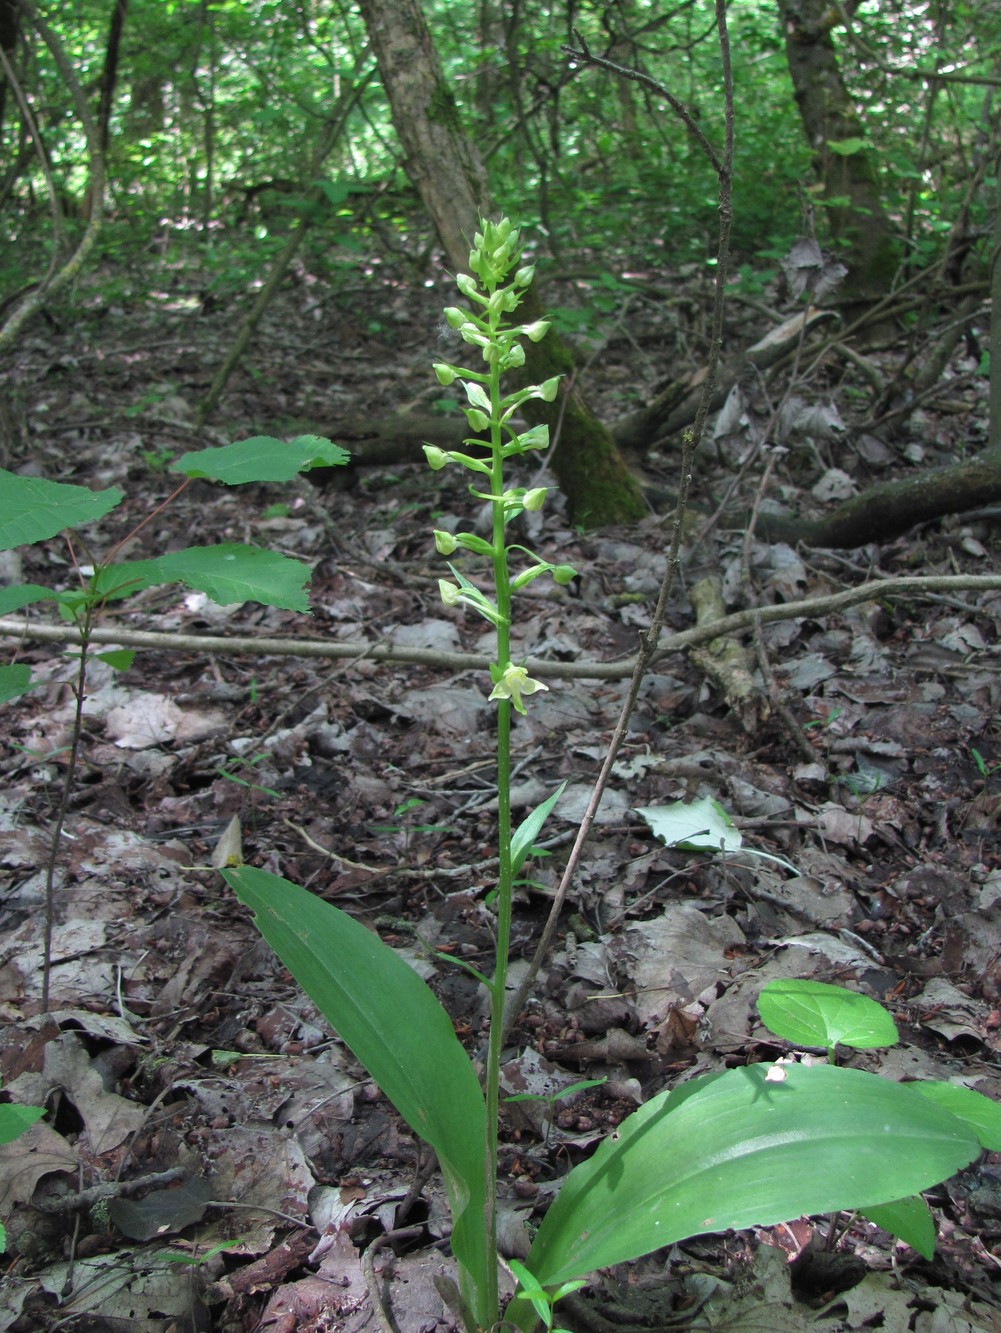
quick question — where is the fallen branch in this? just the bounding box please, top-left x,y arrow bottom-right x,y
3,578 -> 1000,679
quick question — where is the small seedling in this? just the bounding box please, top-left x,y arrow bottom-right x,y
505,1076 -> 607,1146
971,747 -> 1001,782
216,752 -> 281,800
508,1259 -> 586,1333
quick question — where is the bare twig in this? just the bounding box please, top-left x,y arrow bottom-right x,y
5,575 -> 1001,679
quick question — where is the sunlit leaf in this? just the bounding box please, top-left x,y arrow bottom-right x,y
757,979 -> 899,1050
518,1063 -> 980,1296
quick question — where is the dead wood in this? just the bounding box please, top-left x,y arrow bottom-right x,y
754,448 -> 1001,548
611,307 -> 836,454
689,576 -> 767,730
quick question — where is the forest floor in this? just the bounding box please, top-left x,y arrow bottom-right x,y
1,246 -> 1000,1333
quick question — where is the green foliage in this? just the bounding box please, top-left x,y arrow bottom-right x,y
222,864 -> 491,1325
4,0 -> 989,309
757,978 -> 899,1057
0,437 -> 347,703
0,472 -> 124,550
219,223 -> 1001,1332
0,1102 -> 46,1252
515,1063 -> 982,1297
172,435 -> 349,484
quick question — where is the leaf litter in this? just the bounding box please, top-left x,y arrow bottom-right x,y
0,268 -> 1000,1331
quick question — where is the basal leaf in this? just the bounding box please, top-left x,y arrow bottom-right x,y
860,1196 -> 935,1258
910,1081 -> 1001,1150
520,1062 -> 980,1294
0,471 -> 123,550
757,979 -> 899,1050
224,867 -> 490,1327
172,435 -> 349,484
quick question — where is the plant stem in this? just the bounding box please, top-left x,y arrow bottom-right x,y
482,318 -> 512,1328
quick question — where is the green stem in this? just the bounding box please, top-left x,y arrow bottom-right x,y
482,321 -> 513,1329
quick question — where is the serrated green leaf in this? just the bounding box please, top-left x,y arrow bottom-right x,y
0,470 -> 123,550
0,663 -> 33,703
518,1063 -> 980,1296
758,979 -> 899,1050
99,545 -> 312,611
0,584 -> 56,615
223,866 -> 490,1328
96,649 -> 136,671
172,435 -> 349,483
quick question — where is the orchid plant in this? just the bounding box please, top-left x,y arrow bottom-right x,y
222,221 -> 1001,1332
1,217 -> 999,1330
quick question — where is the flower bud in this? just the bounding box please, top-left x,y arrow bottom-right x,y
502,344 -> 526,369
455,273 -> 479,299
466,408 -> 490,433
444,306 -> 466,330
552,564 -> 577,585
514,264 -> 535,287
433,362 -> 458,386
423,445 -> 450,470
522,488 -> 547,511
539,375 -> 561,402
433,530 -> 458,555
438,579 -> 462,607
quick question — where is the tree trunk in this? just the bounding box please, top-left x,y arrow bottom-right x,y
0,0 -> 20,136
776,0 -> 899,302
355,0 -> 647,529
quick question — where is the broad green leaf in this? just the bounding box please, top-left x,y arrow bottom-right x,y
828,136 -> 867,156
0,1103 -> 45,1145
636,796 -> 741,852
0,584 -> 55,614
520,1062 -> 980,1294
96,649 -> 136,671
223,866 -> 490,1328
757,979 -> 899,1050
0,471 -> 123,550
860,1196 -> 935,1258
99,545 -> 312,610
911,1081 -> 1001,1150
172,435 -> 349,484
511,781 -> 566,875
0,663 -> 33,703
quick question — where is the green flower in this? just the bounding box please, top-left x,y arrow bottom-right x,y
488,662 -> 548,715
438,578 -> 463,607
522,488 -> 547,511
